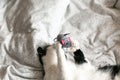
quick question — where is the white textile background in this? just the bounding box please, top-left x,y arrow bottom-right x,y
0,0 -> 120,80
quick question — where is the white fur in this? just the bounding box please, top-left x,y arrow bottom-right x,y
42,42 -> 120,80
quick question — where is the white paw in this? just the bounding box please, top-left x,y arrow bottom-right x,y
55,42 -> 62,49
70,39 -> 80,52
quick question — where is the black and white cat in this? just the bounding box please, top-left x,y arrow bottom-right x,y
37,42 -> 120,80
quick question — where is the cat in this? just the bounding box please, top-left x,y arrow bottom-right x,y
37,42 -> 120,80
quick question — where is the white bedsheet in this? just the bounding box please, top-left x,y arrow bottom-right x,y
0,0 -> 120,80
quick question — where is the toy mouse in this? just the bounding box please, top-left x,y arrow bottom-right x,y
54,33 -> 72,48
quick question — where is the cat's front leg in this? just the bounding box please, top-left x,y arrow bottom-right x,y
55,42 -> 70,80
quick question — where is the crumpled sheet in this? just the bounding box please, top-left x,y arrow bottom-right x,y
0,0 -> 120,80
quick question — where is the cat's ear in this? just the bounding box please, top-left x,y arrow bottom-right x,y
73,49 -> 87,64
37,47 -> 46,56
74,49 -> 84,57
37,47 -> 46,65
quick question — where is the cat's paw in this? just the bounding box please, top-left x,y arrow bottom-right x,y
54,42 -> 62,49
69,39 -> 79,52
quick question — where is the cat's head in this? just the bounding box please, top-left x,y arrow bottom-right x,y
37,44 -> 58,66
37,46 -> 87,66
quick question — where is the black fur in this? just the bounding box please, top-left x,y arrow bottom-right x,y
73,49 -> 87,64
99,65 -> 120,79
37,47 -> 47,65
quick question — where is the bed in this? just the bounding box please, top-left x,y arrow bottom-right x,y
0,0 -> 120,80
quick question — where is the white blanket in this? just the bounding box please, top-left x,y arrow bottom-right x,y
0,0 -> 120,80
